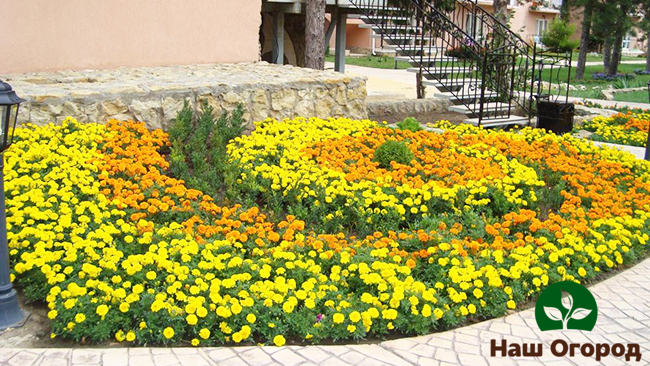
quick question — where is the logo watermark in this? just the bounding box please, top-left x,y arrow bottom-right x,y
490,281 -> 642,362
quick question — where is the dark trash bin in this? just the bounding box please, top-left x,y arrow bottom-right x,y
536,98 -> 575,134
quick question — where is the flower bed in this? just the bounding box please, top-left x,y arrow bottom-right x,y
581,112 -> 649,147
6,116 -> 650,347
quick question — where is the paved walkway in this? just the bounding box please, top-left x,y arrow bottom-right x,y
569,97 -> 650,111
2,256 -> 650,365
325,62 -> 436,101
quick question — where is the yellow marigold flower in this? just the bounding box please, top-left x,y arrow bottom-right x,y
246,314 -> 256,323
273,335 -> 286,347
349,311 -> 361,323
507,300 -> 516,309
75,313 -> 86,323
47,310 -> 58,320
333,313 -> 345,324
199,328 -> 210,339
163,327 -> 175,339
96,305 -> 109,317
115,330 -> 125,342
191,338 -> 200,346
186,314 -> 198,325
126,331 -> 136,342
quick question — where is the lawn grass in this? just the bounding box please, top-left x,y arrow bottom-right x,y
570,52 -> 643,63
545,63 -> 650,99
613,90 -> 650,104
325,54 -> 411,69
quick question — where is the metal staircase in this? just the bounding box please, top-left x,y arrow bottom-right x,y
349,0 -> 569,127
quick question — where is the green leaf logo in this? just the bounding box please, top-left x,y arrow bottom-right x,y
535,281 -> 598,331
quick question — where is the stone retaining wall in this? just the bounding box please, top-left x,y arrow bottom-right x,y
1,62 -> 367,130
367,98 -> 453,124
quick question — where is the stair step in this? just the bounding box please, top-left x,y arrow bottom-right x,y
372,34 -> 419,40
359,24 -> 421,32
395,56 -> 458,64
384,45 -> 444,51
423,78 -> 481,88
407,67 -> 474,74
464,115 -> 530,127
433,91 -> 498,102
360,15 -> 411,23
449,102 -> 510,115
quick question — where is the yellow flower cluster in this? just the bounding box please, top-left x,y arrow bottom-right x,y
581,112 -> 649,147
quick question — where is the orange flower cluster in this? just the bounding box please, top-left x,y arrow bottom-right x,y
303,127 -> 507,188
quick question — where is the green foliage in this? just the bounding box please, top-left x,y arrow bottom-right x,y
373,140 -> 414,169
396,117 -> 423,132
169,100 -> 244,197
541,19 -> 579,53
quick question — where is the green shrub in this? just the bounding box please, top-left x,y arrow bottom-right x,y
373,140 -> 414,169
396,117 -> 423,132
541,19 -> 578,53
169,100 -> 244,197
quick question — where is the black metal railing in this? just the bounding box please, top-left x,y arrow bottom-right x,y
347,0 -> 572,126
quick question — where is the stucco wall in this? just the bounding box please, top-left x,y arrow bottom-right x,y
0,0 -> 262,73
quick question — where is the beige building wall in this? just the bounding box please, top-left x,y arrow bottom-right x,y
0,0 -> 262,73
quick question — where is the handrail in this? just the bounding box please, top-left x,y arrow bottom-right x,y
347,0 -> 552,124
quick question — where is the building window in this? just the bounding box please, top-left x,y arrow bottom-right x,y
465,14 -> 484,40
535,19 -> 548,45
622,33 -> 631,50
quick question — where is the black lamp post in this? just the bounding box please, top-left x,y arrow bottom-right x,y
0,81 -> 28,329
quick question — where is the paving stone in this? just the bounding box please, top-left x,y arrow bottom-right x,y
70,349 -> 101,365
392,349 -> 421,365
239,348 -> 273,365
295,347 -> 333,364
382,339 -> 418,352
487,358 -> 517,366
212,356 -> 249,366
319,357 -> 354,366
417,358 -> 438,366
488,322 -> 511,335
340,350 -> 367,365
153,354 -> 180,366
318,345 -> 350,356
38,358 -> 69,366
177,354 -> 214,366
129,355 -> 155,366
457,354 -> 488,366
151,348 -> 173,355
101,351 -> 128,366
350,345 -> 414,366
426,336 -> 453,349
42,350 -> 71,359
270,349 -> 305,366
205,348 -> 237,362
130,348 -> 152,356
434,349 -> 458,363
453,333 -> 478,346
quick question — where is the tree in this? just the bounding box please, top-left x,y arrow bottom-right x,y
638,0 -> 650,71
560,0 -> 571,21
305,0 -> 326,70
606,0 -> 634,76
493,0 -> 509,23
541,19 -> 579,52
575,0 -> 595,80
